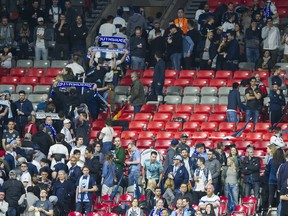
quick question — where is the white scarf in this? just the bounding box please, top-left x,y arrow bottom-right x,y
77,175 -> 90,202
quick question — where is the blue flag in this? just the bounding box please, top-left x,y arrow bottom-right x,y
223,121 -> 250,140
133,179 -> 141,199
110,173 -> 124,201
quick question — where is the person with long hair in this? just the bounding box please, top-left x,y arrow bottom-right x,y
229,146 -> 241,170
265,148 -> 285,208
145,178 -> 157,214
0,46 -> 12,68
127,198 -> 143,216
203,203 -> 216,216
163,178 -> 175,207
265,144 -> 277,164
101,152 -> 117,196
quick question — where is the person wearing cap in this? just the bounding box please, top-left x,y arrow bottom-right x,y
22,133 -> 34,149
33,16 -> 51,61
269,83 -> 286,124
61,118 -> 74,147
28,189 -> 53,216
177,134 -> 190,155
142,151 -> 163,187
0,191 -> 8,215
163,139 -> 179,173
2,120 -> 20,150
164,155 -> 189,192
3,170 -> 25,215
270,127 -> 286,148
18,186 -> 39,216
14,90 -> 34,137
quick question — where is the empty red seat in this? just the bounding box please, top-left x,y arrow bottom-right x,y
213,105 -> 227,114
165,69 -> 178,78
209,79 -> 227,88
252,70 -> 269,80
192,140 -> 214,148
156,131 -> 174,140
235,141 -> 253,150
219,122 -> 236,132
147,121 -> 165,131
227,79 -> 242,87
190,114 -> 208,122
210,132 -> 227,140
158,104 -> 176,113
0,68 -> 9,76
120,139 -> 134,148
140,78 -> 153,86
195,105 -> 213,114
173,79 -> 192,87
119,77 -> 132,85
219,196 -> 229,216
68,212 -> 83,216
39,77 -> 55,85
143,69 -> 154,78
191,132 -> 209,139
118,193 -> 133,205
242,196 -> 258,216
154,139 -> 171,149
245,132 -> 263,141
200,122 -> 218,132
10,68 -> 26,76
136,139 -> 154,148
140,104 -> 158,113
165,122 -> 183,131
255,122 -> 271,132
174,132 -> 193,140
120,131 -> 138,139
134,113 -> 153,121
124,104 -> 135,113
197,70 -> 214,79
171,113 -> 190,122
129,121 -> 147,131
179,70 -> 196,78
233,70 -> 251,79
126,69 -> 143,77
176,104 -> 194,114
254,150 -> 265,157
208,114 -> 226,122
232,205 -> 249,216
254,141 -> 269,150
20,77 -> 39,86
215,70 -> 232,79
281,123 -> 288,130
278,7 -> 288,18
153,113 -> 172,122
28,68 -> 45,77
236,122 -> 254,132
92,120 -> 105,130
46,68 -> 62,77
117,113 -> 133,121
263,132 -> 274,141
1,76 -> 20,85
183,122 -> 201,132
192,79 -> 208,88
138,131 -> 156,140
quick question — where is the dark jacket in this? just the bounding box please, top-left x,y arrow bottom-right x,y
227,88 -> 245,111
145,189 -> 155,213
277,161 -> 288,190
165,164 -> 189,189
226,39 -> 240,61
167,30 -> 183,56
241,156 -> 261,183
130,79 -> 145,106
265,158 -> 284,185
76,120 -> 90,146
269,90 -> 286,111
245,27 -> 261,49
197,39 -> 216,61
32,131 -> 52,155
70,24 -> 88,46
153,59 -> 165,85
55,22 -> 70,44
3,178 -> 25,207
130,35 -> 146,58
68,165 -> 82,186
163,147 -> 177,173
4,153 -> 15,170
173,191 -> 195,206
127,13 -> 147,37
85,156 -> 102,184
33,25 -> 53,49
256,57 -> 274,72
14,99 -> 33,124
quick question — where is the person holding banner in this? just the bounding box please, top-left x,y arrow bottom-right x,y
98,15 -> 117,47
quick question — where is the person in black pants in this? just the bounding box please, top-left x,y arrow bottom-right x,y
269,83 -> 286,124
55,14 -> 70,60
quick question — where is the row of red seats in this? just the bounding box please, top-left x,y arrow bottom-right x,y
68,212 -> 117,216
8,67 -> 62,77
1,76 -> 55,86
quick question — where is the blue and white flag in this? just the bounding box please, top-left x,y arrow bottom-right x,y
133,179 -> 141,199
99,36 -> 127,45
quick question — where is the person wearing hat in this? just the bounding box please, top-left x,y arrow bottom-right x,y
2,170 -> 25,215
163,139 -> 179,173
61,118 -> 74,146
177,134 -> 190,155
269,82 -> 285,124
164,155 -> 189,192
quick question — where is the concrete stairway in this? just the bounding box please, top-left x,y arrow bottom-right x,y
184,0 -> 207,20
86,0 -> 110,30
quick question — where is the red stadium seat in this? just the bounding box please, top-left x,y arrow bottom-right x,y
192,79 -> 208,88
92,120 -> 105,130
233,70 -> 251,79
140,104 -> 158,113
153,113 -> 172,122
143,69 -> 154,78
118,194 -> 133,205
278,7 -> 287,18
254,122 -> 271,132
120,77 -> 132,86
28,68 -> 45,77
1,76 -> 20,85
154,139 -> 171,149
192,140 -> 214,149
121,131 -> 138,139
227,79 -> 242,87
200,122 -> 218,132
171,113 -> 190,122
140,78 -> 153,86
87,212 -> 101,216
263,132 -> 274,141
242,196 -> 258,216
254,150 -> 265,157
281,123 -> 288,130
174,132 -> 193,140
231,205 -> 249,216
120,139 -> 134,148
208,114 -> 226,122
173,79 -> 192,87
195,105 -> 213,114
93,203 -> 109,213
117,113 -> 133,121
236,122 -> 254,132
134,113 -> 153,121
68,212 -> 83,216
45,68 -> 62,77
254,141 -> 269,150
165,122 -> 183,131
165,69 -> 178,78
0,68 -> 9,76
164,78 -> 174,87
176,104 -> 194,114
156,148 -> 167,157
129,121 -> 147,131
102,213 -> 118,216
126,69 -> 143,77
10,68 -> 26,76
215,70 -> 232,79
235,141 -> 253,150
179,70 -> 196,79
138,131 -> 156,140
197,70 -> 215,79
156,131 -> 175,140
213,105 -> 227,114
90,130 -> 99,139
183,122 -> 201,132
252,71 -> 269,80
40,77 -> 55,85
219,196 -> 228,215
20,77 -> 39,86
191,132 -> 209,139
136,139 -> 154,148
210,132 -> 227,140
245,132 -> 263,141
190,114 -> 209,122
147,121 -> 165,131
219,122 -> 236,132
209,79 -> 227,88
158,104 -> 176,113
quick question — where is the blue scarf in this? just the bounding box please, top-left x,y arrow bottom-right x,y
99,36 -> 127,45
56,81 -> 94,89
45,123 -> 56,139
87,47 -> 130,63
77,175 -> 90,202
263,3 -> 272,19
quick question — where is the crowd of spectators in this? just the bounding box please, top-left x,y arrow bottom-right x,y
0,0 -> 288,216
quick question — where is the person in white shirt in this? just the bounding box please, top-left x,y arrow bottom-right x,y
282,26 -> 288,63
0,192 -> 8,216
98,15 -> 117,46
113,9 -> 126,33
66,54 -> 85,77
70,136 -> 86,165
221,14 -> 236,33
48,134 -> 69,168
49,0 -> 62,28
60,118 -> 74,147
270,127 -> 286,148
199,184 -> 220,216
99,119 -> 115,155
148,20 -> 164,43
20,162 -> 32,187
34,17 -> 50,60
261,17 -> 280,65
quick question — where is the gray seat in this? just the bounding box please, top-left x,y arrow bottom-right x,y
182,96 -> 199,104
0,84 -> 15,93
114,95 -> 127,104
166,86 -> 182,95
183,87 -> 200,96
16,85 -> 33,94
33,85 -> 50,94
114,86 -> 130,95
11,94 -> 19,101
218,96 -> 228,105
275,63 -> 288,70
200,96 -> 218,105
239,87 -> 246,96
201,87 -> 217,96
238,62 -> 255,71
51,60 -> 68,68
164,95 -> 182,104
16,59 -> 33,68
28,94 -> 43,103
218,87 -> 230,96
33,60 -> 51,68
